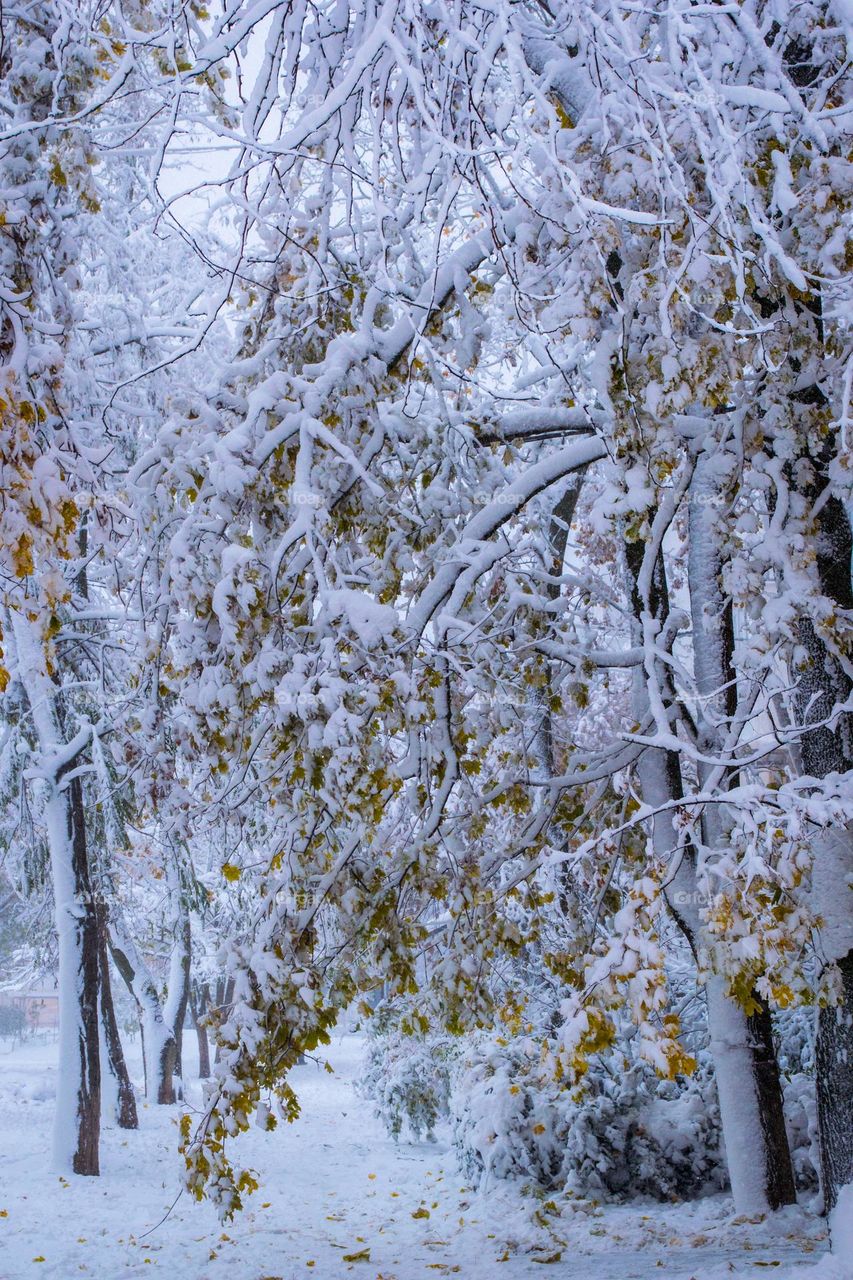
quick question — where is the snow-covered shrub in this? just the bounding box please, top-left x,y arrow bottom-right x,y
0,1004 -> 26,1039
450,1035 -> 566,1187
450,1035 -> 726,1202
359,1010 -> 460,1142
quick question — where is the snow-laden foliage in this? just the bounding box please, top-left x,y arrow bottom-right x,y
0,0 -> 850,1222
449,1036 -> 726,1203
359,1010 -> 459,1143
361,1009 -> 822,1202
156,0 -> 852,1213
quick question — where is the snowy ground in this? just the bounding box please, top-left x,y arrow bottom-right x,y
0,1032 -> 845,1280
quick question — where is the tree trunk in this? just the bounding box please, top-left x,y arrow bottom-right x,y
60,774 -> 101,1175
42,778 -> 101,1175
687,454 -> 796,1210
190,983 -> 212,1079
213,976 -> 235,1066
534,476 -> 588,779
6,607 -> 101,1175
625,523 -> 794,1214
815,950 -> 853,1216
95,903 -> 137,1130
792,480 -> 853,1214
108,912 -> 177,1105
163,914 -> 191,1090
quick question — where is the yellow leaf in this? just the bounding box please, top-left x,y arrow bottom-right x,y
342,1248 -> 370,1262
221,863 -> 241,882
411,1207 -> 430,1219
12,533 -> 33,578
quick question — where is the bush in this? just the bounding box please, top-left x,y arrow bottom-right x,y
359,1013 -> 459,1142
360,1005 -> 819,1203
450,1035 -> 727,1201
0,1004 -> 26,1038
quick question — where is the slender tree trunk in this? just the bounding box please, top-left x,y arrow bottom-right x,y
95,903 -> 137,1130
108,911 -> 177,1105
534,476 -> 588,779
7,608 -> 100,1175
59,775 -> 101,1175
687,453 -> 795,1210
163,914 -> 191,1090
625,524 -> 793,1214
42,780 -> 100,1174
190,982 -> 212,1079
213,977 -> 235,1066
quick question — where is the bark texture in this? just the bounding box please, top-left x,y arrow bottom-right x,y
95,903 -> 138,1130
67,775 -> 101,1175
815,950 -> 853,1214
793,474 -> 853,1214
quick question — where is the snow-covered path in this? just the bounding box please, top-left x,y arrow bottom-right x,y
0,1034 -> 836,1280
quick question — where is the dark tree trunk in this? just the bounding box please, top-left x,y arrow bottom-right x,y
747,999 -> 798,1209
95,903 -> 137,1130
792,477 -> 853,1215
816,949 -> 853,1215
156,1038 -> 177,1105
68,775 -> 101,1176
